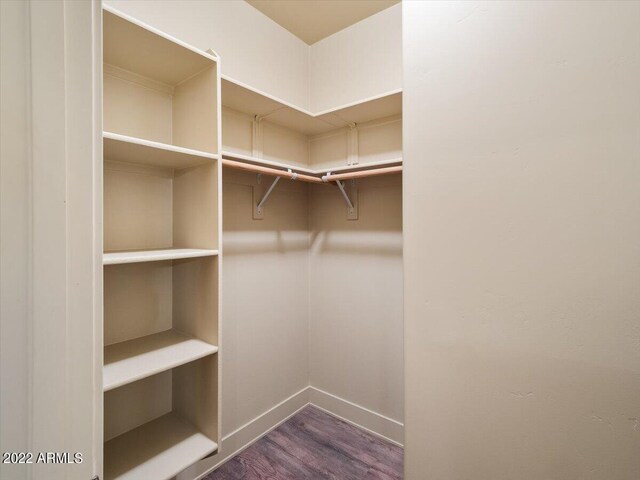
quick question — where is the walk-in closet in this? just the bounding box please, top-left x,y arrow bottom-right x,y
4,1 -> 637,480
98,2 -> 403,479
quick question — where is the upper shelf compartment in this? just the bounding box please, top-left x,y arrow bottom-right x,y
221,77 -> 402,136
104,7 -> 216,86
103,7 -> 219,155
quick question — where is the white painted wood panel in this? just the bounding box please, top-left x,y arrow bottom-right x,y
104,162 -> 219,252
104,164 -> 174,251
104,262 -> 173,346
173,164 -> 220,250
1,1 -> 102,479
104,72 -> 174,144
173,65 -> 219,154
221,108 -> 254,156
104,373 -> 172,442
173,355 -> 220,443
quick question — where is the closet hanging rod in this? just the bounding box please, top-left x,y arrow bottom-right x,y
222,159 -> 325,184
322,165 -> 402,182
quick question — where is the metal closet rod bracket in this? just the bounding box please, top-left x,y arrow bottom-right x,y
254,169 -> 298,219
323,172 -> 359,220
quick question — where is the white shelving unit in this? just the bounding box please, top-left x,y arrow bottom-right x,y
101,6 -> 221,480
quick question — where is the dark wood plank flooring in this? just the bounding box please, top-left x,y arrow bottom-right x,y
204,406 -> 403,480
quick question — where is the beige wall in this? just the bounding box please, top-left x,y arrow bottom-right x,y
403,1 -> 640,479
310,3 -> 402,113
309,175 -> 404,432
220,168 -> 310,437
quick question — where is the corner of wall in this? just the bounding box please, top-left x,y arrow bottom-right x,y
309,3 -> 403,112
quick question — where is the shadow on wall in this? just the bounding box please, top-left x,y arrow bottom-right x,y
224,230 -> 310,255
310,230 -> 402,257
309,175 -> 403,256
222,170 -> 402,256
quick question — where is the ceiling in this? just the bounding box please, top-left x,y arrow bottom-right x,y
246,0 -> 400,45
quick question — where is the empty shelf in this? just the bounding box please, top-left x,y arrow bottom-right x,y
104,7 -> 216,86
222,151 -> 402,176
103,248 -> 218,265
104,132 -> 217,169
104,330 -> 218,391
222,76 -> 402,135
104,412 -> 218,480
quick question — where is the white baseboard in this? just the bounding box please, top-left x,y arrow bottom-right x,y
308,386 -> 404,447
177,385 -> 403,480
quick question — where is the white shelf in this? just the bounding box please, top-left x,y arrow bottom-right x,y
104,329 -> 218,391
104,412 -> 218,480
104,7 -> 216,86
316,89 -> 402,124
322,157 -> 403,174
222,76 -> 402,136
104,132 -> 217,169
222,78 -> 344,135
103,248 -> 218,265
222,150 -> 402,176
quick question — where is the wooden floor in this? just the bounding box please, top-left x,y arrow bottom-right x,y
204,406 -> 403,480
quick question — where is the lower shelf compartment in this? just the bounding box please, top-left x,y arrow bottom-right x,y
104,412 -> 218,480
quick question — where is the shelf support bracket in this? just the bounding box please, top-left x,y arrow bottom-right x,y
325,172 -> 358,220
336,180 -> 354,210
254,175 -> 280,219
253,169 -> 298,219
